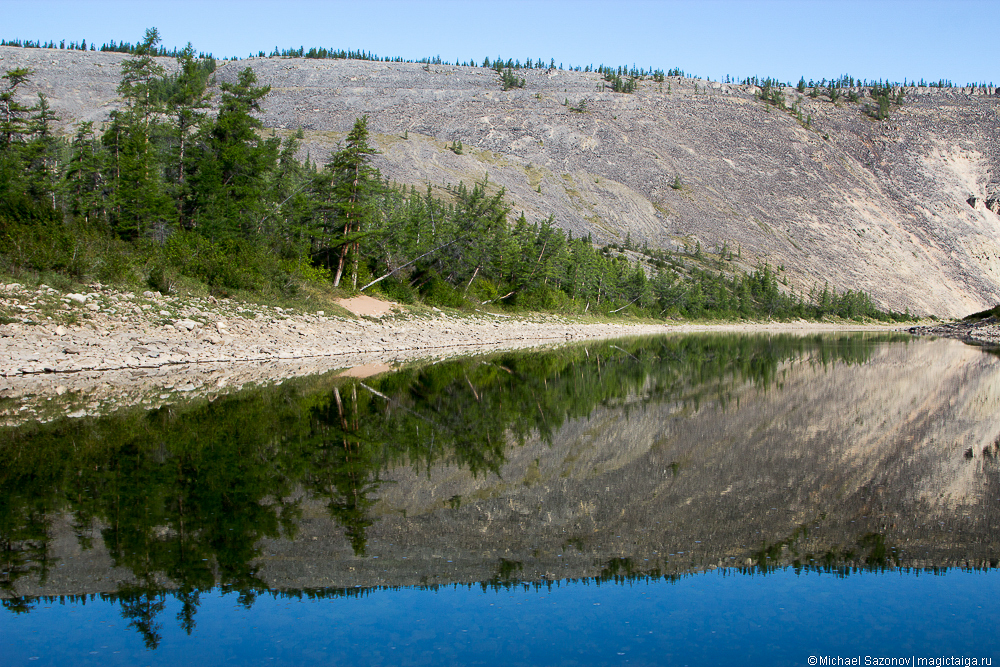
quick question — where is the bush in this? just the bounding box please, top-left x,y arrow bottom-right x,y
414,269 -> 466,308
376,276 -> 416,304
510,285 -> 568,312
0,194 -> 74,273
93,243 -> 135,284
146,264 -> 175,294
964,305 -> 1000,320
470,277 -> 500,304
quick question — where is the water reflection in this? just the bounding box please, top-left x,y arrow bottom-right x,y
2,332 -> 999,647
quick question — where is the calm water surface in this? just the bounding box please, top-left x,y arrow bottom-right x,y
2,333 -> 998,666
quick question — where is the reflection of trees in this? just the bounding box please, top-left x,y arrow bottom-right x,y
117,582 -> 167,650
750,525 -> 903,576
307,387 -> 382,556
0,502 -> 51,613
0,332 -> 906,645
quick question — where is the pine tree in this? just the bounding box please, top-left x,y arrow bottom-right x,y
0,67 -> 33,148
189,67 -> 278,237
327,116 -> 379,288
109,28 -> 173,239
117,28 -> 166,131
65,121 -> 107,224
167,44 -> 211,226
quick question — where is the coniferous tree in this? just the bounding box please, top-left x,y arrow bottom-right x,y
188,67 -> 278,237
326,116 -> 379,288
64,121 -> 107,224
108,28 -> 173,239
0,68 -> 33,148
166,43 -> 212,226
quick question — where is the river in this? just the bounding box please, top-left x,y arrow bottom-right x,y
2,333 -> 997,665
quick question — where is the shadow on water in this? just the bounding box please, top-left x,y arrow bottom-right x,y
4,331 -> 998,647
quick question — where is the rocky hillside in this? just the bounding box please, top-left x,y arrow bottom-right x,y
3,46 -> 999,317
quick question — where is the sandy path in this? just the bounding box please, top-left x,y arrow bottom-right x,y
1,282 -> 907,424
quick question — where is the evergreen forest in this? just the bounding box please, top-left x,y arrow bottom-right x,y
0,29 -> 916,322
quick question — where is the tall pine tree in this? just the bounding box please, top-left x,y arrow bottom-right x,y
326,116 -> 379,288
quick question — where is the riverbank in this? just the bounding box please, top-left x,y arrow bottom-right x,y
1,281 -> 910,425
907,317 -> 1000,346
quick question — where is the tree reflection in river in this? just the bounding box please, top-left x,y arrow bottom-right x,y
9,331 -> 984,646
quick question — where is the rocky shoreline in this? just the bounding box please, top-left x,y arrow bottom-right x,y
907,316 -> 1000,346
1,280 -> 913,425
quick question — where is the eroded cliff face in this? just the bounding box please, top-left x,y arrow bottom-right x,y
3,47 -> 999,315
7,337 -> 998,598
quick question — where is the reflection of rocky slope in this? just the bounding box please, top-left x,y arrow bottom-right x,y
3,47 -> 1000,315
7,337 -> 1000,600
249,338 -> 1000,590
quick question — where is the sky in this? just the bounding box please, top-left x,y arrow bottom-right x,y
2,0 -> 997,85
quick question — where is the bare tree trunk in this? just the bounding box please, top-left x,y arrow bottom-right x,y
333,164 -> 362,288
351,240 -> 359,289
332,222 -> 352,287
464,266 -> 480,294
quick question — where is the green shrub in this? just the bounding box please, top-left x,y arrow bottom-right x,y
376,276 -> 416,304
964,305 -> 1000,320
147,264 -> 175,294
470,277 -> 500,304
511,285 -> 569,312
93,244 -> 135,284
414,269 -> 466,308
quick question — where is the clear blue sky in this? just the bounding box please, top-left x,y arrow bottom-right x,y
3,0 -> 997,85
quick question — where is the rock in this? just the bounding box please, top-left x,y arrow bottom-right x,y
86,303 -> 100,311
159,310 -> 170,316
173,319 -> 200,331
66,293 -> 87,304
54,385 -> 67,395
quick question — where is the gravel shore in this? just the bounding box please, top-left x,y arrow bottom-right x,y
1,281 -> 908,425
907,317 -> 1000,346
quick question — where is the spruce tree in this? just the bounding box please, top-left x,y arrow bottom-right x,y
189,67 -> 278,237
0,67 -> 33,148
167,43 -> 211,226
327,116 -> 379,288
109,28 -> 173,239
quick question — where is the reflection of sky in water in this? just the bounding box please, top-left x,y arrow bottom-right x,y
5,569 -> 998,666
